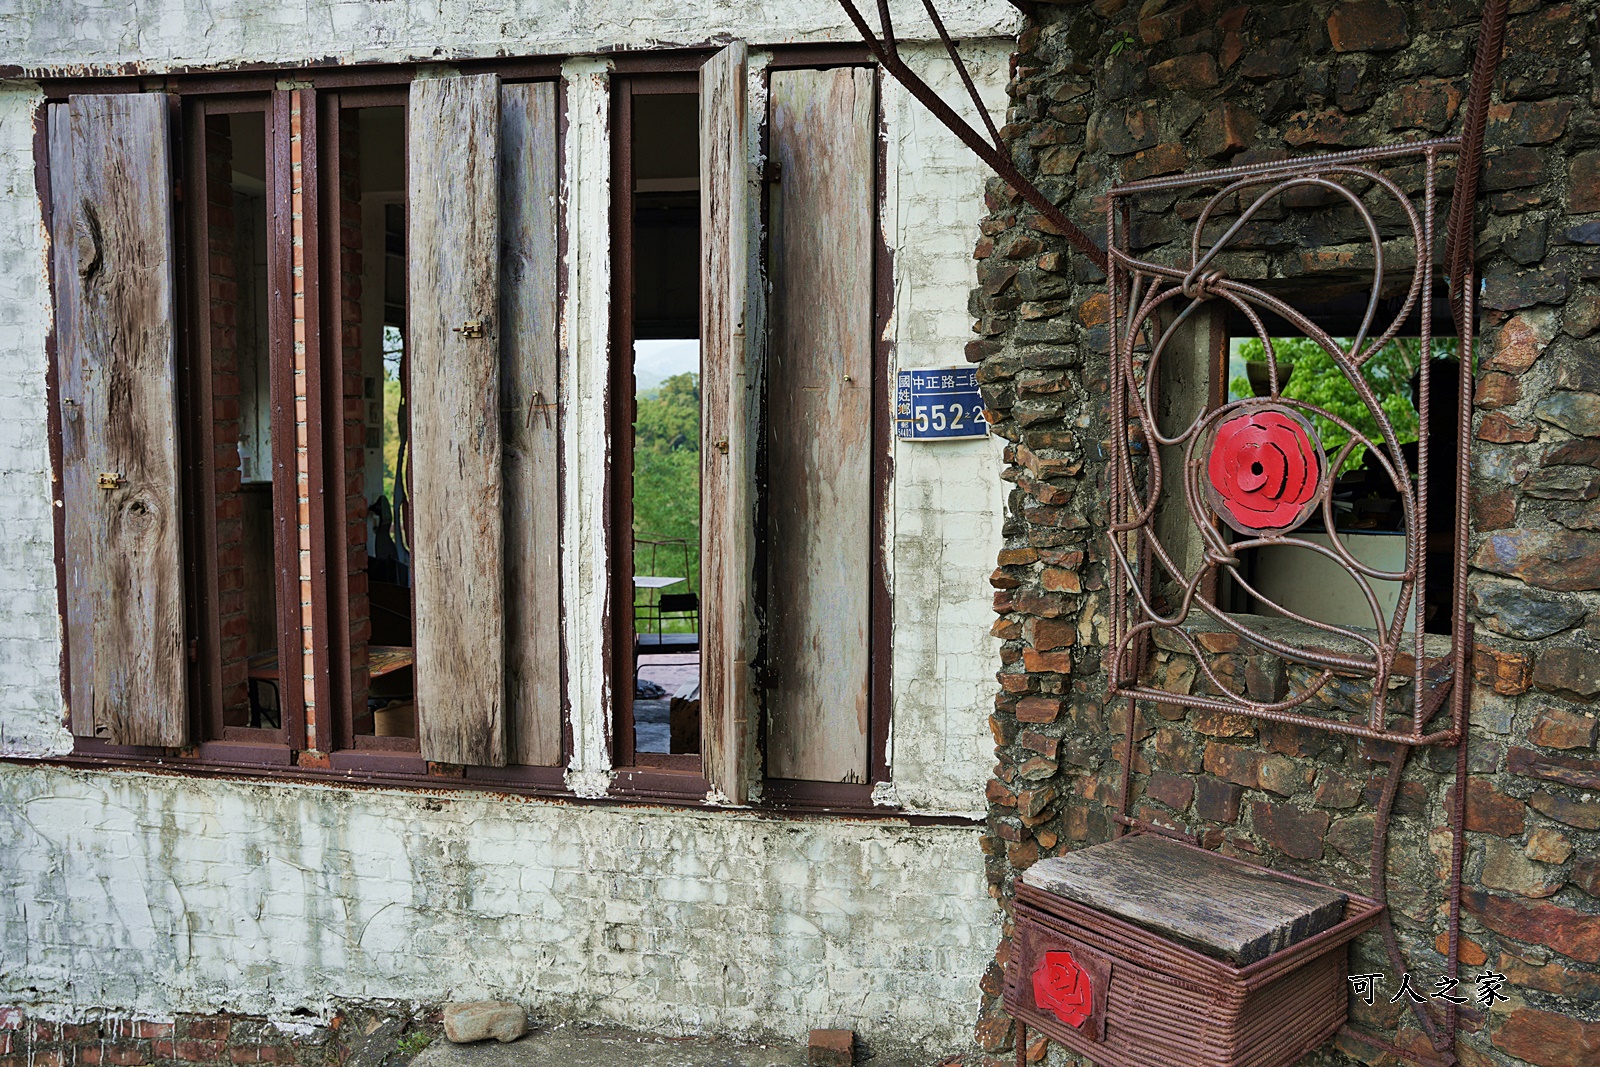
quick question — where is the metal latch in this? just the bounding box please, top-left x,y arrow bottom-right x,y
453,320 -> 486,339
98,472 -> 125,490
715,438 -> 729,455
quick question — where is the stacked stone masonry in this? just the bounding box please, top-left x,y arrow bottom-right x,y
973,2 -> 1599,1066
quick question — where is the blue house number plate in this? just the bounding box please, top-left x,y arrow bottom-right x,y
895,367 -> 989,440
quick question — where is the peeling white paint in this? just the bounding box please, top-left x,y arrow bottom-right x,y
1,1 -> 1019,77
0,763 -> 996,1048
560,59 -> 618,786
0,83 -> 70,758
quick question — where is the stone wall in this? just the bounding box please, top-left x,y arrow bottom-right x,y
972,2 -> 1599,1065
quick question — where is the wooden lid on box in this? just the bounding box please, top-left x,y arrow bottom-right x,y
1021,834 -> 1349,965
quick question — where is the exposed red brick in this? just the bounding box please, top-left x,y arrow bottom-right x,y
1530,789 -> 1600,830
1464,888 -> 1600,963
1146,772 -> 1194,812
1016,696 -> 1062,724
1452,777 -> 1527,837
174,1041 -> 227,1062
1021,649 -> 1073,673
808,1028 -> 854,1067
1529,706 -> 1599,749
1472,646 -> 1534,694
1026,617 -> 1076,652
1249,801 -> 1330,860
1477,412 -> 1540,443
1193,103 -> 1256,160
1574,858 -> 1600,899
1120,143 -> 1190,181
1148,54 -> 1218,91
1508,746 -> 1600,789
1474,487 -> 1518,530
79,1048 -> 147,1066
1389,80 -> 1462,132
1492,1006 -> 1600,1067
1203,742 -> 1262,788
990,617 -> 1022,640
1473,370 -> 1521,408
1193,710 -> 1256,738
1570,152 -> 1600,213
1194,776 -> 1243,823
1327,1 -> 1410,52
1498,949 -> 1600,999
1283,109 -> 1357,147
1433,931 -> 1488,967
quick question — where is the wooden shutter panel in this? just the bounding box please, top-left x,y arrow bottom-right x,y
765,68 -> 876,783
52,93 -> 187,747
700,42 -> 760,803
500,82 -> 563,766
409,73 -> 508,766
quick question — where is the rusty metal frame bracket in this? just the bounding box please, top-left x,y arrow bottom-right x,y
1106,138 -> 1473,749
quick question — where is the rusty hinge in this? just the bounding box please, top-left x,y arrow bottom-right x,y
762,161 -> 783,183
97,471 -> 126,490
452,320 -> 486,339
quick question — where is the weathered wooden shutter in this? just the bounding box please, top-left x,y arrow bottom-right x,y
52,93 -> 187,747
764,68 -> 876,783
700,42 -> 760,803
500,82 -> 563,766
409,73 -> 508,766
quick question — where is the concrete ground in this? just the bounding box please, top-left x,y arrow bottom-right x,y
405,1023 -> 970,1067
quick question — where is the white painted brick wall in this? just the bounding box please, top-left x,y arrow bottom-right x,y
881,43 -> 1009,814
0,5 -> 1014,1047
0,84 -> 70,758
1,1 -> 1016,75
0,761 -> 996,1049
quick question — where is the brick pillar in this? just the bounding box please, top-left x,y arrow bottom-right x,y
205,114 -> 250,726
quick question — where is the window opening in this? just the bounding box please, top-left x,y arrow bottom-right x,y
198,105 -> 291,739
339,103 -> 416,745
1221,332 -> 1463,635
626,91 -> 702,759
1107,140 -> 1474,745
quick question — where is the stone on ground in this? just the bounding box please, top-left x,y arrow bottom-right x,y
443,1002 -> 529,1044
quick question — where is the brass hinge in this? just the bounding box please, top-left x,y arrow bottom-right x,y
452,320 -> 486,339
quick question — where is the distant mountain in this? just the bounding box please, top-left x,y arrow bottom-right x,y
635,338 -> 700,393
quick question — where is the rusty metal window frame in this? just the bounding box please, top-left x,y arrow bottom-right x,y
33,49 -> 914,818
1105,139 -> 1474,749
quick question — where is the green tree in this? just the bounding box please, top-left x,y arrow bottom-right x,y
1232,336 -> 1455,473
632,372 -> 701,627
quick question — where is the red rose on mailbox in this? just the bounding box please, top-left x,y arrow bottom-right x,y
1033,949 -> 1093,1028
1205,406 -> 1323,533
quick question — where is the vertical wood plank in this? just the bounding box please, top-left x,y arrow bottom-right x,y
700,42 -> 758,803
409,73 -> 507,767
765,68 -> 875,783
500,81 -> 562,767
61,93 -> 187,746
49,103 -> 96,738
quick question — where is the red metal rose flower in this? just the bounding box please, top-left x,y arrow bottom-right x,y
1205,406 -> 1323,533
1033,949 -> 1093,1028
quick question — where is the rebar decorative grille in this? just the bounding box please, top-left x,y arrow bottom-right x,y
1106,139 -> 1474,746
